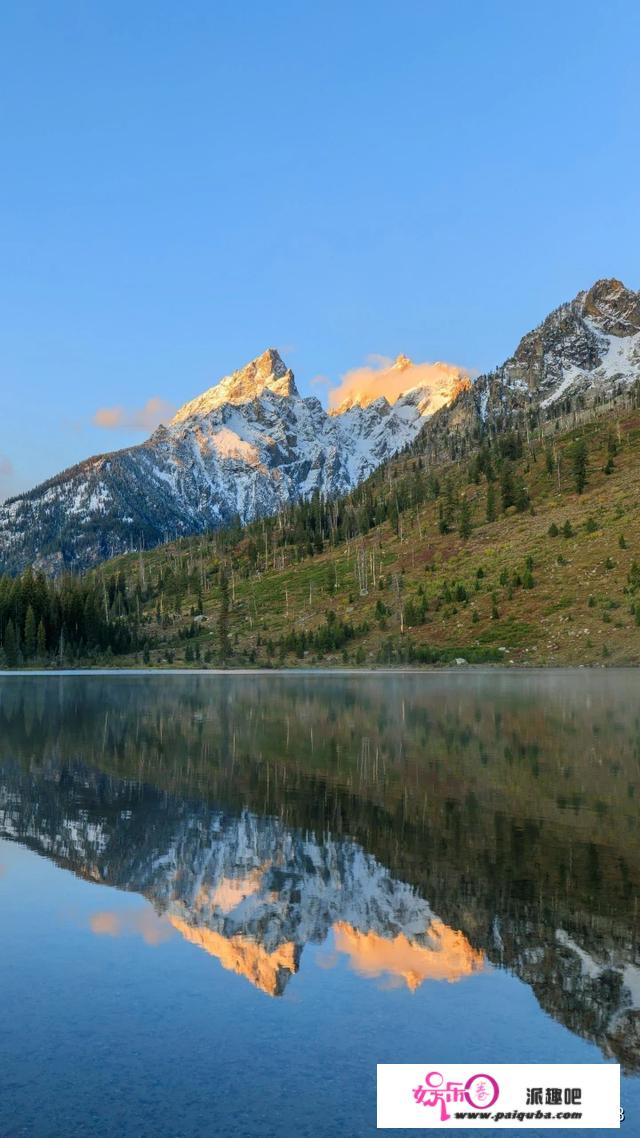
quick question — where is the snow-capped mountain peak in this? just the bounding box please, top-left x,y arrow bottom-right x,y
0,347 -> 447,572
172,348 -> 298,422
427,277 -> 640,437
331,354 -> 415,414
329,353 -> 466,415
579,277 -> 640,337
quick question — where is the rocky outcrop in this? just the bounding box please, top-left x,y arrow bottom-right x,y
421,277 -> 640,446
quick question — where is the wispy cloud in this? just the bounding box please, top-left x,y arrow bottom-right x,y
92,397 -> 176,433
327,354 -> 472,411
89,908 -> 174,946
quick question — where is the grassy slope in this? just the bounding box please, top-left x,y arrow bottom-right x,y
107,406 -> 640,667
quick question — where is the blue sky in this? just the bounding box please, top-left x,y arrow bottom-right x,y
1,0 -> 638,498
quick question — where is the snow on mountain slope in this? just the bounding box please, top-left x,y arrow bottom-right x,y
500,278 -> 640,410
431,278 -> 640,439
0,348 -> 454,573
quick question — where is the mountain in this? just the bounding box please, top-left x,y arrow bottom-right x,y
427,278 -> 640,443
89,349 -> 640,670
2,278 -> 639,577
0,348 -> 460,574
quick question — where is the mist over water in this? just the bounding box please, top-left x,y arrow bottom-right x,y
0,671 -> 638,1136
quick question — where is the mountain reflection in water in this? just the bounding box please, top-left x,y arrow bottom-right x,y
0,671 -> 638,1071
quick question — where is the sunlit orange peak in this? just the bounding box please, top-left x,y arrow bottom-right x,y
169,917 -> 299,996
332,919 -> 484,990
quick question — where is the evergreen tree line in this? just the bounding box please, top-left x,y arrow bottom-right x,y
274,611 -> 370,659
0,570 -> 138,667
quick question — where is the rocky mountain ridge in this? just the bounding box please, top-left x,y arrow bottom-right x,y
428,277 -> 640,443
1,278 -> 639,574
0,348 -> 454,573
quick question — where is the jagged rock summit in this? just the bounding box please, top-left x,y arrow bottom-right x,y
581,277 -> 640,336
172,348 -> 298,421
502,277 -> 640,398
425,277 -> 640,442
0,347 -> 450,573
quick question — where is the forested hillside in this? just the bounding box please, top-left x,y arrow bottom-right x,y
3,386 -> 640,669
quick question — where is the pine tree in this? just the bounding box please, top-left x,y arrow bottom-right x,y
486,483 -> 496,523
459,496 -> 472,540
500,464 -> 515,511
514,475 -> 530,513
572,438 -> 588,494
218,567 -> 231,661
24,605 -> 37,660
438,479 -> 457,534
36,619 -> 47,659
443,479 -> 457,526
3,620 -> 17,668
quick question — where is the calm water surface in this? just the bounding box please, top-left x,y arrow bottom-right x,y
0,671 -> 638,1137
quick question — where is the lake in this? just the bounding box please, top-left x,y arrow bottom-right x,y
0,671 -> 638,1137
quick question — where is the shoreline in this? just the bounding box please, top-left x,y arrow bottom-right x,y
0,663 -> 631,677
